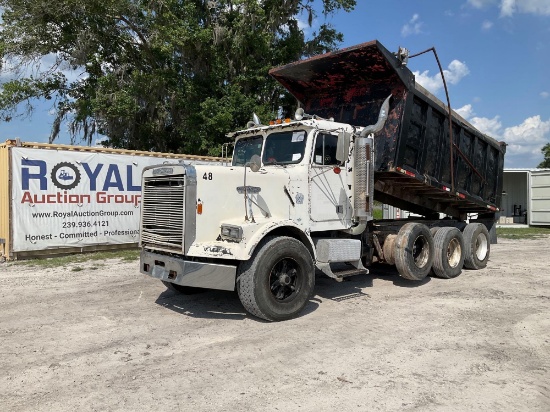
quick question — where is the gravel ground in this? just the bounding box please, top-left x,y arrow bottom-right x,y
1,236 -> 549,411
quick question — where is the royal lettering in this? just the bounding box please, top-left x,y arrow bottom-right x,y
21,160 -> 142,191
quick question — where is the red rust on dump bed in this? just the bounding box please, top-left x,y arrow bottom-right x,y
269,40 -> 412,128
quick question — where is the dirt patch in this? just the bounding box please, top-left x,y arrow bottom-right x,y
1,237 -> 549,411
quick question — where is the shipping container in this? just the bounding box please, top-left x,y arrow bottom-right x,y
0,141 -> 10,260
0,139 -> 222,260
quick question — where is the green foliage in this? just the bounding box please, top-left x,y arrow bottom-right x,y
372,200 -> 383,220
0,0 -> 355,155
537,143 -> 550,168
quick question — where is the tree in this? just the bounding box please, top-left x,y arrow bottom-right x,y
0,0 -> 356,155
538,143 -> 550,168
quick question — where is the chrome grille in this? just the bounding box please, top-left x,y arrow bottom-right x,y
141,174 -> 185,249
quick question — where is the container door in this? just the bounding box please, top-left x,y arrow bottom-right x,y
530,170 -> 550,226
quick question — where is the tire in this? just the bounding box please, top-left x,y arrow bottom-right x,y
382,234 -> 397,265
161,281 -> 204,295
432,227 -> 465,279
236,236 -> 315,321
463,223 -> 490,269
394,223 -> 434,281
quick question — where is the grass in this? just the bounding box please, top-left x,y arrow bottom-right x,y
497,227 -> 550,239
373,201 -> 384,220
11,248 -> 140,268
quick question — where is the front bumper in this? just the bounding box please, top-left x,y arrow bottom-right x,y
140,250 -> 237,291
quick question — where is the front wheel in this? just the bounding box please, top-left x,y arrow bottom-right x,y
237,236 -> 315,321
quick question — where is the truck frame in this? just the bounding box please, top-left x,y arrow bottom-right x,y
139,41 -> 506,321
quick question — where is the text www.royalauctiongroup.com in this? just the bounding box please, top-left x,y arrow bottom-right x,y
31,210 -> 134,219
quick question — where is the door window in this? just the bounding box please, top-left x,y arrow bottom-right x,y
313,133 -> 339,166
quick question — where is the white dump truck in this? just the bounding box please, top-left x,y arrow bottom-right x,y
139,41 -> 505,321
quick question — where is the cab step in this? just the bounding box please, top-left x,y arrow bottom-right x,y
331,267 -> 369,282
317,262 -> 369,282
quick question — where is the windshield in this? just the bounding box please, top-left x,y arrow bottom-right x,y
263,130 -> 307,165
232,135 -> 263,166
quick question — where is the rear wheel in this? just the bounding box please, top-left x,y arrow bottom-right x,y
237,236 -> 315,321
463,223 -> 490,269
432,227 -> 465,279
394,223 -> 434,281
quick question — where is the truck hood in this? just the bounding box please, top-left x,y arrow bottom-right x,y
192,164 -> 307,247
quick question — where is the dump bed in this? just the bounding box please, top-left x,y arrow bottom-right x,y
270,40 -> 506,219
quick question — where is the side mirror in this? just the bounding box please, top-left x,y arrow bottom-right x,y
336,131 -> 351,163
248,154 -> 261,172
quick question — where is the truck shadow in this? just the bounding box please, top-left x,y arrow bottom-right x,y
367,263 -> 432,288
154,264 -> 428,321
155,289 -> 250,321
155,289 -> 321,323
314,263 -> 430,303
313,272 -> 373,302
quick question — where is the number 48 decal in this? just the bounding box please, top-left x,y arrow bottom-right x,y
203,172 -> 213,180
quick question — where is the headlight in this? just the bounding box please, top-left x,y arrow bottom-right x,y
220,224 -> 243,242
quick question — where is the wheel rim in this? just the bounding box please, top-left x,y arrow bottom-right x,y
475,233 -> 488,260
269,258 -> 300,301
447,238 -> 462,268
412,235 -> 430,268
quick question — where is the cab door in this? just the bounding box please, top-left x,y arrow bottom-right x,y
309,131 -> 351,229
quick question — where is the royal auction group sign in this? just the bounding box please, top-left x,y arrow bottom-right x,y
11,147 -> 189,252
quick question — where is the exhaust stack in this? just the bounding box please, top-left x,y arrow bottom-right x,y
354,96 -> 391,223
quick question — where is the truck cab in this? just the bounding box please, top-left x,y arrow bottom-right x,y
140,114 -> 378,321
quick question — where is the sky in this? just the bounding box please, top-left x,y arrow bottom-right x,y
1,0 -> 549,168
